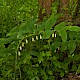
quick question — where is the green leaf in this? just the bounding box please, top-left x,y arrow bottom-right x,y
53,61 -> 61,68
0,48 -> 12,57
77,65 -> 80,74
60,42 -> 68,52
45,51 -> 51,57
64,26 -> 80,31
17,18 -> 36,39
73,54 -> 80,61
68,40 -> 76,54
8,41 -> 18,51
29,51 -> 39,57
37,20 -> 46,32
41,51 -> 46,57
69,31 -> 77,40
58,29 -> 67,42
7,26 -> 19,36
17,33 -> 25,39
19,18 -> 36,34
60,71 -> 64,77
45,14 -> 58,30
0,38 -> 11,45
31,76 -> 39,80
38,56 -> 43,63
42,30 -> 53,39
72,65 -> 77,71
50,41 -> 61,52
47,70 -> 53,75
0,78 -> 4,80
54,22 -> 66,31
19,22 -> 28,34
61,61 -> 69,70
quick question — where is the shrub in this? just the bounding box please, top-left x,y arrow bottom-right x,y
0,15 -> 80,79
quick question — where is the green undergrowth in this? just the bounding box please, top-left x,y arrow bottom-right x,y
0,14 -> 80,80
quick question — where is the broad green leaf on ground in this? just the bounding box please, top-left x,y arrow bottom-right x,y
42,30 -> 53,39
68,40 -> 76,54
64,26 -> 80,31
54,22 -> 66,31
58,29 -> 67,42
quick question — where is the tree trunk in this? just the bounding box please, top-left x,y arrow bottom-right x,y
38,0 -> 80,25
